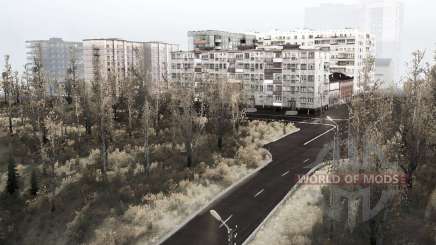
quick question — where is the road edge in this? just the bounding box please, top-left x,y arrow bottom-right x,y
242,161 -> 330,245
156,127 -> 301,245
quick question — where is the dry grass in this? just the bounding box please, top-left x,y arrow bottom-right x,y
249,167 -> 328,245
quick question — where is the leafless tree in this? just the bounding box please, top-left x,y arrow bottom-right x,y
30,47 -> 49,144
143,99 -> 151,173
174,86 -> 196,167
90,48 -> 113,180
2,55 -> 14,135
398,50 -> 434,191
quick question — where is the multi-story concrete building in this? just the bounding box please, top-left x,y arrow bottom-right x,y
83,38 -> 178,94
188,30 -> 257,51
256,29 -> 375,92
26,37 -> 84,95
329,72 -> 354,105
170,46 -> 330,110
375,58 -> 394,84
83,38 -> 142,95
143,42 -> 179,87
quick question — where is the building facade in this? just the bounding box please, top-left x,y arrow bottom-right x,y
26,38 -> 84,95
188,30 -> 257,51
256,29 -> 376,92
170,47 -> 330,110
83,38 -> 178,94
329,72 -> 354,105
83,38 -> 142,95
143,42 -> 179,86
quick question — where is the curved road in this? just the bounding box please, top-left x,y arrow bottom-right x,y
160,116 -> 336,245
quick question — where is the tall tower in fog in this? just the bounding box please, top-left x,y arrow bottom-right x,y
361,0 -> 404,81
304,0 -> 404,84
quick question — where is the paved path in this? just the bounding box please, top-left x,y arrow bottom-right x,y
160,116 -> 336,245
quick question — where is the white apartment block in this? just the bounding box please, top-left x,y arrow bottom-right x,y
143,42 -> 179,87
256,29 -> 376,93
83,38 -> 178,95
170,47 -> 330,110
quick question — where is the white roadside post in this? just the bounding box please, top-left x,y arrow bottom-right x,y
210,210 -> 237,245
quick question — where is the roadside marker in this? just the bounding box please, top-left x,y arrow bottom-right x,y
254,189 -> 264,198
303,127 -> 335,146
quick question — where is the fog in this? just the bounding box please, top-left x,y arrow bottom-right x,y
1,0 -> 435,77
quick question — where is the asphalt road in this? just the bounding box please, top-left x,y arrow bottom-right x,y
160,115 -> 338,245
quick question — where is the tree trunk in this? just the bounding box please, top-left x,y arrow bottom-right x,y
7,92 -> 13,135
186,140 -> 192,168
369,219 -> 377,245
100,120 -> 108,181
8,111 -> 13,135
85,112 -> 92,135
143,125 -> 149,173
217,113 -> 224,150
128,105 -> 133,137
50,161 -> 56,212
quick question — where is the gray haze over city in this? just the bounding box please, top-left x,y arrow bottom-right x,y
1,0 -> 435,77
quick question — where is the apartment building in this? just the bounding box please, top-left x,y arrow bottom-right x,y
26,38 -> 84,95
329,72 -> 354,105
256,29 -> 375,93
188,30 -> 257,51
170,46 -> 330,110
83,38 -> 141,95
83,38 -> 178,94
143,42 -> 179,86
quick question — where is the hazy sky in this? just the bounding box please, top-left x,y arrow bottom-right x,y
1,0 -> 435,74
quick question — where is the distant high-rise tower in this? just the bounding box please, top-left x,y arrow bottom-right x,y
304,4 -> 363,30
304,0 -> 404,84
361,0 -> 404,82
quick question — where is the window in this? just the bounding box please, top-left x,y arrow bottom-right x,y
274,95 -> 282,102
308,75 -> 314,82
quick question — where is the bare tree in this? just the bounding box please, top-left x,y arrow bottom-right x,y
143,99 -> 151,173
2,55 -> 14,135
30,46 -> 49,144
175,86 -> 196,167
90,48 -> 113,180
43,111 -> 64,212
398,50 -> 434,191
